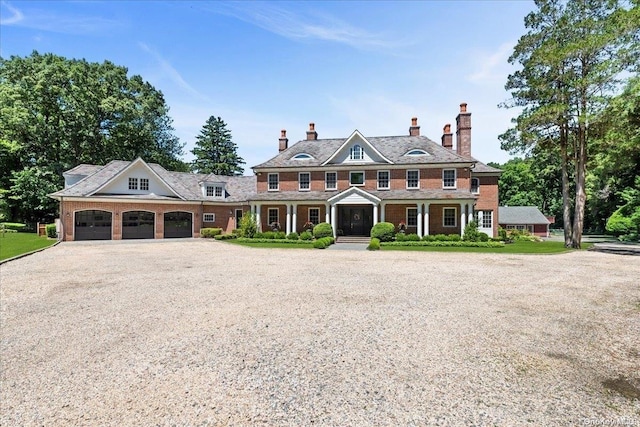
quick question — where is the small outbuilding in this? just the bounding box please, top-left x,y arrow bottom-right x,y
498,206 -> 552,237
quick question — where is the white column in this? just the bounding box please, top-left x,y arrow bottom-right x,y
292,204 -> 298,233
468,203 -> 474,223
477,210 -> 483,228
325,203 -> 330,224
255,204 -> 262,232
380,202 -> 386,222
286,204 -> 291,234
424,203 -> 430,236
373,204 -> 378,227
460,204 -> 466,236
331,204 -> 337,237
417,203 -> 423,237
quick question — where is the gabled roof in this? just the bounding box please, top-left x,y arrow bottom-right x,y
253,135 -> 474,169
472,159 -> 502,174
499,206 -> 550,225
321,130 -> 392,165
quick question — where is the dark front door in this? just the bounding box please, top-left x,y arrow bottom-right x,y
164,212 -> 192,238
122,211 -> 155,239
74,210 -> 112,240
339,206 -> 373,236
235,209 -> 243,230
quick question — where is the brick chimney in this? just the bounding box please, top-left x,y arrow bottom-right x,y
409,117 -> 420,136
441,124 -> 453,149
306,122 -> 318,140
456,102 -> 471,157
278,129 -> 288,152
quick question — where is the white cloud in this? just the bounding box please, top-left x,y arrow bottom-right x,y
0,1 -> 23,25
203,2 -> 405,51
467,41 -> 516,84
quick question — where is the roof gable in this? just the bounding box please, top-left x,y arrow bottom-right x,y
322,130 -> 392,166
327,186 -> 381,205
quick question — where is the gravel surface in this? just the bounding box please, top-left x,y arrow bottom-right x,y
1,239 -> 639,426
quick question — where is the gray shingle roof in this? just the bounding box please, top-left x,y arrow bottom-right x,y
63,164 -> 104,176
472,159 -> 501,174
253,135 -> 475,169
250,189 -> 476,202
499,206 -> 550,224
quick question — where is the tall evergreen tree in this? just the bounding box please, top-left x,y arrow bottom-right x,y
191,116 -> 245,175
500,0 -> 639,248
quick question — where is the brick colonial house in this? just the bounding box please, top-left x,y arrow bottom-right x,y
51,103 -> 501,241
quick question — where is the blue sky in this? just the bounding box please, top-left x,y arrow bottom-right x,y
1,0 -> 533,173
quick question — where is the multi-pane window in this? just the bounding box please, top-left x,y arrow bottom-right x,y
407,170 -> 419,189
325,172 -> 337,190
350,171 -> 364,186
481,210 -> 492,229
203,213 -> 216,222
471,178 -> 479,194
140,178 -> 149,191
268,173 -> 279,191
349,144 -> 363,160
299,172 -> 310,191
206,186 -> 215,196
443,169 -> 456,189
377,171 -> 390,189
407,208 -> 418,227
443,207 -> 457,227
215,186 -> 223,197
309,208 -> 319,225
268,208 -> 279,226
128,177 -> 138,190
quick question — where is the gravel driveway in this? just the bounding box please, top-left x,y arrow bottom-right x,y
1,240 -> 639,426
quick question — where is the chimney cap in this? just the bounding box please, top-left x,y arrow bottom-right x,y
443,123 -> 451,133
411,117 -> 418,126
280,129 -> 287,138
460,102 -> 468,113
309,122 -> 315,131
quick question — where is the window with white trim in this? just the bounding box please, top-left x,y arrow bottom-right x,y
205,185 -> 223,197
128,177 -> 138,190
471,177 -> 479,194
268,173 -> 279,191
481,210 -> 492,229
299,172 -> 310,191
349,171 -> 365,186
325,172 -> 337,190
377,170 -> 390,189
203,213 -> 216,223
140,178 -> 149,191
407,208 -> 418,227
215,186 -> 223,197
443,207 -> 457,227
443,169 -> 456,189
309,208 -> 319,225
406,170 -> 419,189
268,208 -> 279,227
349,144 -> 363,160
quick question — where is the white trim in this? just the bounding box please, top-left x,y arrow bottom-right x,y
349,144 -> 364,160
321,129 -> 393,165
442,169 -> 457,189
298,172 -> 311,191
203,213 -> 216,223
267,207 -> 279,227
406,207 -> 418,227
327,186 -> 381,204
404,149 -> 429,156
291,153 -> 314,160
471,177 -> 480,194
406,169 -> 420,189
443,207 -> 457,227
325,171 -> 337,190
308,207 -> 320,224
267,173 -> 279,191
349,171 -> 365,186
377,170 -> 390,190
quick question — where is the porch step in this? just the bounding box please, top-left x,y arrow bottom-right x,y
336,236 -> 371,244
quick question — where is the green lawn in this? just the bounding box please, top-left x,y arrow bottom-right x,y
381,240 -> 593,254
0,232 -> 56,261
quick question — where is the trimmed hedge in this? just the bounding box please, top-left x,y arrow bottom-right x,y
286,232 -> 299,240
370,222 -> 395,242
422,234 -> 461,242
46,224 -> 57,238
381,241 -> 505,248
299,231 -> 313,241
367,237 -> 381,251
200,228 -> 223,238
214,234 -> 237,240
396,233 -> 420,242
1,222 -> 27,232
236,238 -> 313,244
313,236 -> 335,249
313,222 -> 334,239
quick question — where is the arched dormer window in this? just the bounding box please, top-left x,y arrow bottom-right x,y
292,153 -> 313,160
404,149 -> 428,156
349,144 -> 363,160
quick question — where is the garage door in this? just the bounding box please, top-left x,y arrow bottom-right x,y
164,212 -> 192,238
74,210 -> 112,241
122,211 -> 155,239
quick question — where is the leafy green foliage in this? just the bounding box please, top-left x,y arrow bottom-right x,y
370,222 -> 395,242
286,232 -> 299,240
1,222 -> 27,231
213,233 -> 237,240
191,116 -> 244,175
605,177 -> 640,240
396,233 -> 420,242
313,236 -> 334,249
313,222 -> 333,239
45,223 -> 57,238
299,231 -> 313,241
238,212 -> 257,238
367,237 -> 381,251
382,241 -> 505,248
463,221 -> 482,242
200,228 -> 222,238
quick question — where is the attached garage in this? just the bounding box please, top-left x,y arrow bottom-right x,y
74,210 -> 112,241
122,211 -> 155,239
164,212 -> 193,238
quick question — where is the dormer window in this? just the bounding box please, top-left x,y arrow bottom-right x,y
405,149 -> 428,156
292,153 -> 313,160
205,184 -> 224,198
349,144 -> 363,160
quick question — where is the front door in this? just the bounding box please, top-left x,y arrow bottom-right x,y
235,209 -> 243,229
339,206 -> 373,236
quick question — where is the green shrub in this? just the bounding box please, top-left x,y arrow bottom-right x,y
1,222 -> 27,232
381,240 -> 505,248
214,233 -> 237,240
606,208 -> 636,236
448,234 -> 461,241
299,231 -> 313,241
200,228 -> 222,238
463,220 -> 481,241
45,223 -> 57,238
313,222 -> 334,238
312,236 -> 334,249
397,233 -> 420,242
286,232 -> 299,240
235,238 -> 312,244
274,231 -> 286,240
370,222 -> 395,242
238,212 -> 257,238
260,231 -> 276,239
422,234 -> 436,242
231,228 -> 240,235
478,232 -> 489,242
367,237 -> 381,251
434,234 -> 448,241
498,226 -> 508,242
